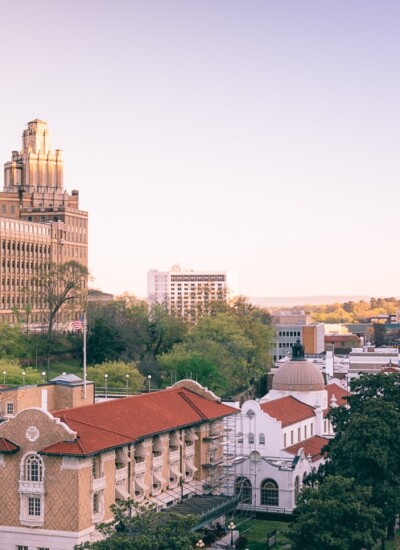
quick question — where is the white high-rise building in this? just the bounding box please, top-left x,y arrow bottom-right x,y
147,265 -> 235,320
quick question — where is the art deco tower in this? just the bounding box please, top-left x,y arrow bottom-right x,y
0,120 -> 88,322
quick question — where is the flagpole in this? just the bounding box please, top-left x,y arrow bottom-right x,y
83,312 -> 87,399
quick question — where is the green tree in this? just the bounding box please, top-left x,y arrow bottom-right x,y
0,323 -> 25,357
289,476 -> 385,550
87,296 -> 186,379
327,374 -> 400,538
86,361 -> 145,392
158,311 -> 272,395
0,358 -> 42,385
74,499 -> 198,550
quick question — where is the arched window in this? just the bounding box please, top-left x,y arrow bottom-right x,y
259,433 -> 265,445
261,479 -> 279,506
237,432 -> 243,443
294,475 -> 300,504
25,454 -> 44,482
248,432 -> 255,444
234,476 -> 252,504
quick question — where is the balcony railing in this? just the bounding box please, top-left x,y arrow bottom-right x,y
91,476 -> 106,492
152,455 -> 163,468
18,480 -> 45,494
185,446 -> 195,458
115,467 -> 128,483
169,449 -> 180,462
135,461 -> 146,475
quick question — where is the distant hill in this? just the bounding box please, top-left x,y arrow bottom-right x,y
249,296 -> 372,308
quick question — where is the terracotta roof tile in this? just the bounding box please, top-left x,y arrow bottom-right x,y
0,437 -> 19,453
260,396 -> 315,427
284,435 -> 329,462
41,387 -> 237,457
326,383 -> 350,408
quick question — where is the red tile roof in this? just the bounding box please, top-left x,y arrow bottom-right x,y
284,435 -> 329,462
260,396 -> 315,427
40,387 -> 237,457
0,437 -> 19,453
326,383 -> 350,408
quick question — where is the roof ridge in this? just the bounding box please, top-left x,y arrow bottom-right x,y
59,416 -> 136,439
178,390 -> 208,420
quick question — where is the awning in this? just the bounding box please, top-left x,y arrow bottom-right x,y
169,432 -> 182,446
152,438 -> 164,452
116,448 -> 131,463
185,428 -> 198,442
135,477 -> 148,491
185,460 -> 198,473
153,470 -> 166,484
170,465 -> 182,479
134,444 -> 149,458
115,484 -> 130,500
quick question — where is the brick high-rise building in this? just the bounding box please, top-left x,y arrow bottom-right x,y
0,119 -> 88,322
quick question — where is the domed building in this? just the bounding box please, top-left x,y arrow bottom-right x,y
226,341 -> 349,514
263,340 -> 327,409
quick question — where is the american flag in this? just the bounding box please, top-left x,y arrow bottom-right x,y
71,318 -> 84,331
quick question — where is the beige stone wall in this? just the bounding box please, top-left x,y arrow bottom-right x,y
0,383 -> 94,417
0,408 -> 77,530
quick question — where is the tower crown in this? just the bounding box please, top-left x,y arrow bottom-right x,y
22,119 -> 52,155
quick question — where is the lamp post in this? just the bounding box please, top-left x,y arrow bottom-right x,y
228,521 -> 236,547
2,371 -> 6,385
104,373 -> 108,399
41,371 -> 46,383
196,540 -> 205,548
147,374 -> 151,393
22,371 -> 26,385
125,373 -> 129,395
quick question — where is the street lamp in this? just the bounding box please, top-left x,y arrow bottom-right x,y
228,521 -> 236,547
147,374 -> 151,393
41,371 -> 46,382
196,540 -> 205,548
125,373 -> 130,395
22,371 -> 26,385
104,373 -> 108,398
2,371 -> 6,385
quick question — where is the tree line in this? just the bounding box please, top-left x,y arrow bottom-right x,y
289,373 -> 400,549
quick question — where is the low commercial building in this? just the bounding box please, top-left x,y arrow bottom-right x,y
0,379 -> 237,549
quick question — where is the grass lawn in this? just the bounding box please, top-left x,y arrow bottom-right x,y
236,521 -> 400,550
236,518 -> 291,549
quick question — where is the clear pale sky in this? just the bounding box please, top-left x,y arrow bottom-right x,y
0,1 -> 399,299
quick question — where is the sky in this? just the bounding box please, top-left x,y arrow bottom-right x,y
0,0 -> 399,299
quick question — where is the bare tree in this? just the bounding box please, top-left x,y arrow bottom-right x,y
36,260 -> 88,375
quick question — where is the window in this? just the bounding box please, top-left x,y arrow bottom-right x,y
304,425 -> 308,439
248,432 -> 255,444
283,433 -> 287,447
234,476 -> 252,503
290,430 -> 294,444
294,476 -> 300,504
259,433 -> 265,445
297,428 -> 301,441
6,402 -> 14,415
28,496 -> 41,516
261,479 -> 279,506
93,492 -> 100,514
25,454 -> 44,481
311,424 -> 314,436
16,546 -> 28,550
237,432 -> 243,444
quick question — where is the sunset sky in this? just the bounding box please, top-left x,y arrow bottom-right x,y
0,1 -> 399,299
